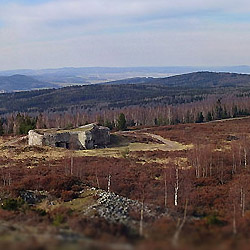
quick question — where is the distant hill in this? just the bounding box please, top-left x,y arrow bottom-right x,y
2,66 -> 250,76
146,71 -> 250,88
0,75 -> 57,92
101,71 -> 250,88
0,71 -> 250,114
2,66 -> 250,86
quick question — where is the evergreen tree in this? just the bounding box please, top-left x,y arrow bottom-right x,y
215,99 -> 223,119
0,119 -> 4,136
117,113 -> 127,130
17,114 -> 37,135
195,112 -> 204,123
206,111 -> 213,122
104,120 -> 114,130
154,118 -> 158,126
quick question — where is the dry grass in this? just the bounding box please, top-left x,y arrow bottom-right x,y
75,141 -> 191,159
64,189 -> 97,212
36,189 -> 97,213
0,145 -> 66,160
0,131 -> 191,168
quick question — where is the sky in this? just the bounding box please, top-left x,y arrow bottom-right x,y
1,0 -> 250,70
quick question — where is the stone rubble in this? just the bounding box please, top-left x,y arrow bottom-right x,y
86,188 -> 161,224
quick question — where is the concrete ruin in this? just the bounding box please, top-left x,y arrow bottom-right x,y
28,123 -> 110,150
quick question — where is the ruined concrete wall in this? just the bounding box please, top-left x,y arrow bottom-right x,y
28,130 -> 44,146
78,131 -> 93,149
43,132 -> 70,147
91,126 -> 110,147
43,132 -> 85,150
77,125 -> 110,149
28,125 -> 110,150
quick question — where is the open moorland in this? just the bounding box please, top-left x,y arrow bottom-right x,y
0,117 -> 249,249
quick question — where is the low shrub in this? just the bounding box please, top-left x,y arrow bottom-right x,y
1,197 -> 24,211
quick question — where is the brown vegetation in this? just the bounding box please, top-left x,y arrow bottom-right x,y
0,118 -> 249,249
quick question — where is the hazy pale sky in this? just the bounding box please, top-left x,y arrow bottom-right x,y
1,0 -> 250,70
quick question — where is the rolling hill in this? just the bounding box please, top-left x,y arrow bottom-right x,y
0,74 -> 57,92
2,66 -> 250,86
146,71 -> 250,88
100,71 -> 250,87
0,71 -> 250,114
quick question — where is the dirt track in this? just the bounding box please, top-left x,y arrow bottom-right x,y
116,131 -> 187,151
143,132 -> 185,150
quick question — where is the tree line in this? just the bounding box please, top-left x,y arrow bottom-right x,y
0,97 -> 250,135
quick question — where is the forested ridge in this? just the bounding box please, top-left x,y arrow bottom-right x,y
0,71 -> 250,114
0,74 -> 56,92
1,71 -> 250,135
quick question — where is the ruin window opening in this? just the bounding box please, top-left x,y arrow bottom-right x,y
55,142 -> 68,148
